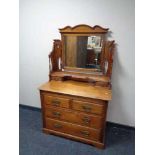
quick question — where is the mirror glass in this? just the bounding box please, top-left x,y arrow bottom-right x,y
64,35 -> 103,71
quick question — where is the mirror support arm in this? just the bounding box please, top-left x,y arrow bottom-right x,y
49,40 -> 62,81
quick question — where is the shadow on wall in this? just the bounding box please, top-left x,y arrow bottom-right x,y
107,41 -> 133,126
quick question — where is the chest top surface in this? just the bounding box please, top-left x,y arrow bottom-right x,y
39,80 -> 112,101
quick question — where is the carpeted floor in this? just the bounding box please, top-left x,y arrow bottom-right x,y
19,106 -> 135,155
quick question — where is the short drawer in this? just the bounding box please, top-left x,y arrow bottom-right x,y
45,107 -> 103,129
72,100 -> 106,115
45,118 -> 101,141
44,94 -> 70,108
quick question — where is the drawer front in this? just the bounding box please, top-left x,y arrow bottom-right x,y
72,100 -> 106,115
45,118 -> 101,141
45,107 -> 103,129
44,95 -> 70,108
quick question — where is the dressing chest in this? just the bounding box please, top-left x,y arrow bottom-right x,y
39,25 -> 115,148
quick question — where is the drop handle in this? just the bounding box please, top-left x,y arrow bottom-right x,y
53,123 -> 62,129
82,105 -> 92,112
51,100 -> 60,106
52,111 -> 61,118
80,130 -> 90,137
82,117 -> 91,124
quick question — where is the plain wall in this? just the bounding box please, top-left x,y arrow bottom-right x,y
19,0 -> 135,126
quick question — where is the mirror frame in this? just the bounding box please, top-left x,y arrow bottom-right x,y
59,24 -> 109,74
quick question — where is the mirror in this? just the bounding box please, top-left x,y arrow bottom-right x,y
59,24 -> 109,74
64,35 -> 103,71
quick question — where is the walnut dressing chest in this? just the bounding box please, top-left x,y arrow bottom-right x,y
39,25 -> 115,149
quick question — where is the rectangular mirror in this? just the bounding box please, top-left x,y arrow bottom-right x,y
59,25 -> 109,74
64,35 -> 103,72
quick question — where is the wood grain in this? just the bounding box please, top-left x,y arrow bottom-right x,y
45,118 -> 102,141
40,87 -> 109,149
65,36 -> 77,67
44,94 -> 70,109
39,24 -> 115,149
45,106 -> 104,129
100,41 -> 115,77
49,71 -> 111,87
43,128 -> 104,148
72,100 -> 106,115
59,24 -> 109,34
39,80 -> 112,101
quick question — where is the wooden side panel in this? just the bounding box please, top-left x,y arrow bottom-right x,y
100,40 -> 115,78
40,91 -> 46,127
49,40 -> 62,80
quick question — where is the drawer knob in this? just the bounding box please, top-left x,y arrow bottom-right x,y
52,111 -> 61,118
80,130 -> 90,137
52,100 -> 60,106
82,105 -> 92,112
53,123 -> 62,129
82,116 -> 91,124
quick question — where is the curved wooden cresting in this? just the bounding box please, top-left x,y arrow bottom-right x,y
59,24 -> 109,34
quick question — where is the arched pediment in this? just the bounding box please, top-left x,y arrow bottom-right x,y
59,24 -> 109,34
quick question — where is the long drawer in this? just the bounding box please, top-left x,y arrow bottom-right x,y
45,118 -> 101,141
45,107 -> 103,129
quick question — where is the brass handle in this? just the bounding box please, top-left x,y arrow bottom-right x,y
52,111 -> 61,118
80,130 -> 90,137
52,100 -> 60,106
82,116 -> 91,124
53,123 -> 62,129
82,105 -> 92,112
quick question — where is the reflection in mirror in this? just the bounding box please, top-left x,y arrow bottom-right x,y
64,36 -> 103,71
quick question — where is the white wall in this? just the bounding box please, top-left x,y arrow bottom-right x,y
19,0 -> 135,126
